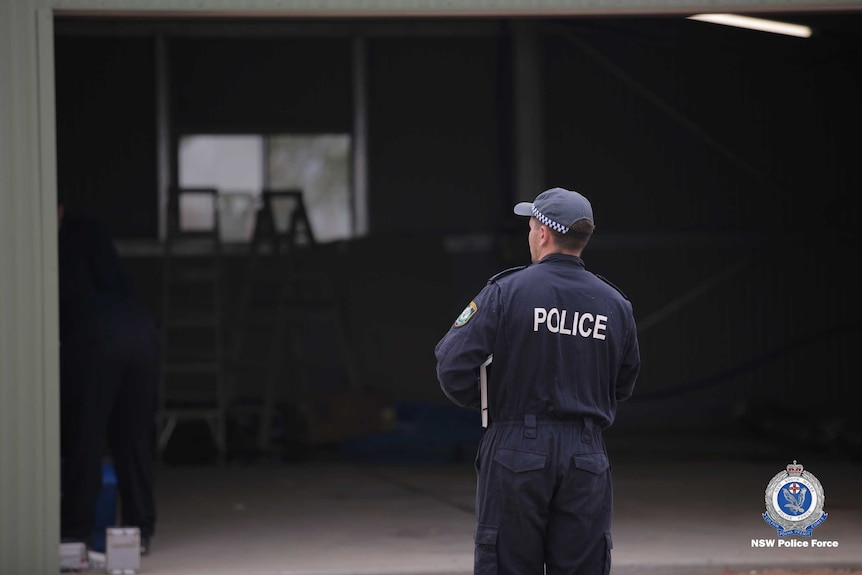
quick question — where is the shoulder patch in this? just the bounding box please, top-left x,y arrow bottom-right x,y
454,301 -> 478,327
593,273 -> 630,301
488,265 -> 527,284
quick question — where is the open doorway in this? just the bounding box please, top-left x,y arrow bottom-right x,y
50,8 -> 862,574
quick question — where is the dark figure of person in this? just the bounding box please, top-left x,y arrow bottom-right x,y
58,204 -> 159,554
435,187 -> 640,575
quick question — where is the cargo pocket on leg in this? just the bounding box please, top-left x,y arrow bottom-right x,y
474,524 -> 498,575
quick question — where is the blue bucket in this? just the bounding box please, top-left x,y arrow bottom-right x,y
90,461 -> 117,553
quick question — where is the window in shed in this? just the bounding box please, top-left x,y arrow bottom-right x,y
178,133 -> 352,244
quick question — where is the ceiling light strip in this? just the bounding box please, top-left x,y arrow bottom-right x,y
687,13 -> 812,38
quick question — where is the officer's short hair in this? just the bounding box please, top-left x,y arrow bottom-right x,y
551,219 -> 594,252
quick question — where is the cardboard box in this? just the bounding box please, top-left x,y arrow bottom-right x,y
106,527 -> 140,573
299,388 -> 394,445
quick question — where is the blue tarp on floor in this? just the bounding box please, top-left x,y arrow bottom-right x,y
339,401 -> 485,463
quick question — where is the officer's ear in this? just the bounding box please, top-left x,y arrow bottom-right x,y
539,224 -> 553,247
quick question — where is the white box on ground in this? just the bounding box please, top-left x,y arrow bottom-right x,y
60,542 -> 88,571
106,527 -> 140,573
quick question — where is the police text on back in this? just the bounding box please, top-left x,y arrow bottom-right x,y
533,308 -> 607,340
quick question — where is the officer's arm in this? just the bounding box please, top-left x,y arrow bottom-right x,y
434,284 -> 500,410
615,312 -> 640,402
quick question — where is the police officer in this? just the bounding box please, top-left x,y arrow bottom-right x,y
59,204 -> 160,554
435,187 -> 640,575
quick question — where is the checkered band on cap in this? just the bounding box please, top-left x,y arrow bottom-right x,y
532,205 -> 569,234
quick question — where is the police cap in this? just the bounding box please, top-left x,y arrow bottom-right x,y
514,187 -> 594,234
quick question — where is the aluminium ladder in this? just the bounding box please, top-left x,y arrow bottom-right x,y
157,187 -> 228,464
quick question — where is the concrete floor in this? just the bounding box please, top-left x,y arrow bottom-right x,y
136,430 -> 862,575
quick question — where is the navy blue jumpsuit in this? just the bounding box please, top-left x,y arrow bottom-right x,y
435,253 -> 640,575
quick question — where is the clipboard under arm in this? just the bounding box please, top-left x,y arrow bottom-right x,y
480,354 -> 493,428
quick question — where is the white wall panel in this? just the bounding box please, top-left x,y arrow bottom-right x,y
0,2 -> 59,574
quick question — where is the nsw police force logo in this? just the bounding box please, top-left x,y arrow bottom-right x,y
763,460 -> 827,537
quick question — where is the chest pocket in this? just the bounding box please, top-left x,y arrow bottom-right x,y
493,448 -> 547,473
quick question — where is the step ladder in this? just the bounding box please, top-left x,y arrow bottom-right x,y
157,187 -> 227,464
226,190 -> 361,453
